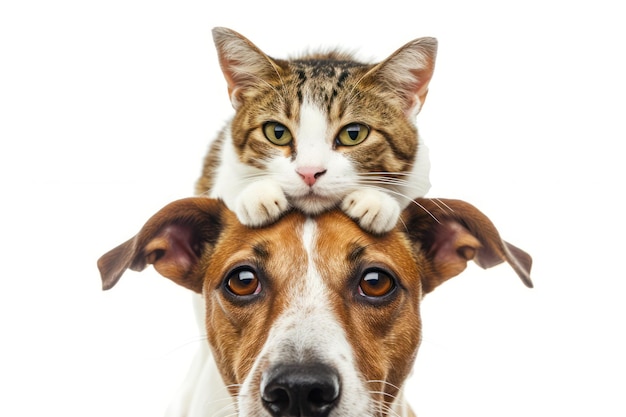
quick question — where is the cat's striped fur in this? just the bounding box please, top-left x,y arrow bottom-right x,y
196,27 -> 437,234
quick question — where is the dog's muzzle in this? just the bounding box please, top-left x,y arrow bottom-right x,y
261,363 -> 341,417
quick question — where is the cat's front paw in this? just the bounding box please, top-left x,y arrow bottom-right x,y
341,190 -> 401,234
235,180 -> 290,227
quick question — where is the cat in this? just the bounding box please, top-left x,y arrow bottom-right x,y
196,27 -> 437,234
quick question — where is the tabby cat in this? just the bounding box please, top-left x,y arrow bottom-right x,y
196,27 -> 437,234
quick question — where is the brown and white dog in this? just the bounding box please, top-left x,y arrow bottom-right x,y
98,197 -> 532,417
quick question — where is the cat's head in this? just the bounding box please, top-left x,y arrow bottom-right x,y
213,27 -> 437,214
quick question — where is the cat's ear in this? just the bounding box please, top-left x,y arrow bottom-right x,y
97,198 -> 227,293
212,27 -> 282,109
367,37 -> 438,118
401,198 -> 533,293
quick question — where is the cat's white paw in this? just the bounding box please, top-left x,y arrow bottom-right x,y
341,190 -> 401,234
235,180 -> 290,227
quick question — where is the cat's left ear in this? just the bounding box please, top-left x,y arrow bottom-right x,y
368,37 -> 438,118
212,27 -> 282,109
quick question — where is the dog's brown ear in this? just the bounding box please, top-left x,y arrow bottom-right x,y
97,198 -> 227,293
401,198 -> 533,294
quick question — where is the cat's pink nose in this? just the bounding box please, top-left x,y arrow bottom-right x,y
297,167 -> 327,186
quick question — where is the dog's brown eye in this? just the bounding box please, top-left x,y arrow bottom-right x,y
226,269 -> 261,296
263,122 -> 293,146
359,270 -> 395,298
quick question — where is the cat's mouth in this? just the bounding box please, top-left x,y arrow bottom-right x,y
289,191 -> 341,215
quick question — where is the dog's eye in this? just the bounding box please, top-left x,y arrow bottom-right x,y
226,269 -> 261,297
358,270 -> 395,298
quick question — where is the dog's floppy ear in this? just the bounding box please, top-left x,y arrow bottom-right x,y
97,198 -> 227,293
401,198 -> 533,294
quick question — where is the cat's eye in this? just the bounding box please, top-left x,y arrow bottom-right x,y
336,123 -> 370,146
263,122 -> 293,146
358,269 -> 396,298
225,268 -> 262,297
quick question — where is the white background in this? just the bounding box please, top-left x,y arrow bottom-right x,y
1,0 -> 625,416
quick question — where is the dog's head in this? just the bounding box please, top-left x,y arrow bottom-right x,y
98,198 -> 532,416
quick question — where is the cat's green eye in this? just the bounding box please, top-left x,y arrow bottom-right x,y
336,123 -> 370,146
263,122 -> 293,146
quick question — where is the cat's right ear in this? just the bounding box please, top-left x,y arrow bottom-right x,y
212,27 -> 282,109
367,37 -> 438,118
97,198 -> 227,293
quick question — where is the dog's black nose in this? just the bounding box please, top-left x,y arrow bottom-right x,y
261,363 -> 340,417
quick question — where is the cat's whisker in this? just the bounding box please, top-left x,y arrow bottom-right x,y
358,171 -> 417,177
355,176 -> 420,191
356,178 -> 410,187
431,197 -> 455,214
355,182 -> 440,224
356,172 -> 411,179
238,172 -> 269,181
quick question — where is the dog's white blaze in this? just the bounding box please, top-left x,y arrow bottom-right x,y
238,219 -> 371,416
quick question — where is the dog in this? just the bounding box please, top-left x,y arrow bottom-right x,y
98,197 -> 532,417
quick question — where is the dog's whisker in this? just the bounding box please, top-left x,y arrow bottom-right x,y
201,385 -> 241,416
368,398 -> 403,417
159,335 -> 208,358
216,410 -> 239,417
206,399 -> 238,417
368,389 -> 399,400
365,379 -> 403,392
363,380 -> 406,417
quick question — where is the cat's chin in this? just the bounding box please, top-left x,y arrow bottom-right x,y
289,194 -> 340,215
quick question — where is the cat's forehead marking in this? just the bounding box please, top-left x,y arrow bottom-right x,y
291,59 -> 363,112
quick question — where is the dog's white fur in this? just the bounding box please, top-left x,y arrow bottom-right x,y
164,295 -> 237,416
165,294 -> 415,417
98,197 -> 532,417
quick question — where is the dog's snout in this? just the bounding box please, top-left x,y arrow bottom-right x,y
261,363 -> 340,417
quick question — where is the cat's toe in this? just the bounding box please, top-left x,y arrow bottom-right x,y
359,204 -> 400,234
236,182 -> 289,227
341,190 -> 400,234
236,198 -> 288,227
